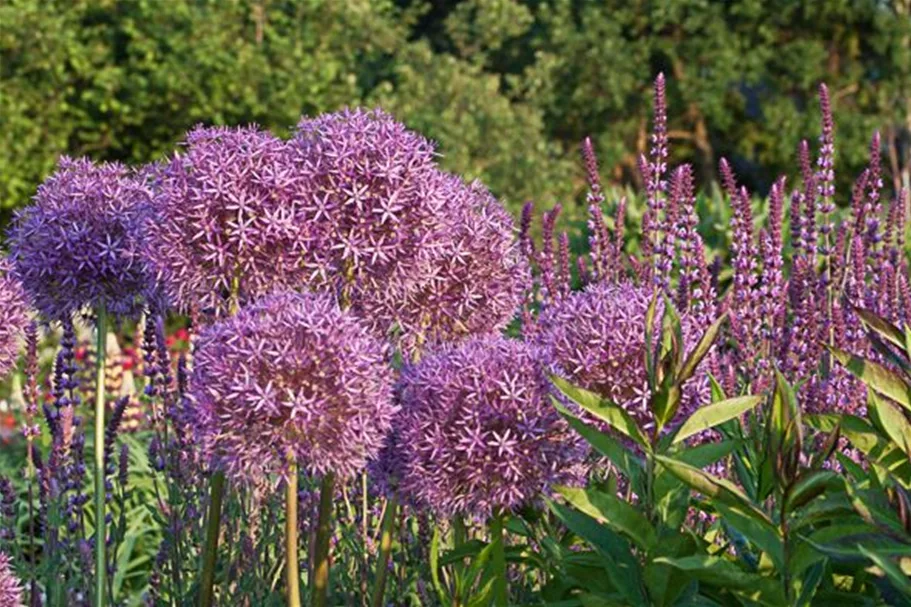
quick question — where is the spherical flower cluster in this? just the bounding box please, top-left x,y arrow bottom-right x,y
8,157 -> 150,320
289,108 -> 445,291
0,258 -> 28,378
190,290 -> 396,482
396,336 -> 588,520
534,281 -> 709,431
0,552 -> 23,607
354,174 -> 530,354
142,125 -> 317,316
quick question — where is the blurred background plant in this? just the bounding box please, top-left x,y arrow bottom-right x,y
2,0 -> 909,233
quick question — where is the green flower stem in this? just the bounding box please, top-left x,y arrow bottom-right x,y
94,305 -> 108,607
198,471 -> 225,607
370,494 -> 398,607
490,513 -> 508,607
286,460 -> 302,607
312,472 -> 336,607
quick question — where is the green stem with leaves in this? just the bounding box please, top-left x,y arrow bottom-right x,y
312,472 -> 336,607
94,305 -> 108,607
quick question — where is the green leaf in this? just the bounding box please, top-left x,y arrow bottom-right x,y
430,526 -> 449,606
858,545 -> 911,597
655,454 -> 775,527
551,377 -> 649,448
556,485 -> 657,551
711,501 -> 785,570
546,498 -> 648,605
553,401 -> 645,486
868,391 -> 911,459
653,555 -> 786,606
784,471 -> 843,514
674,439 -> 741,469
672,395 -> 762,444
829,346 -> 911,412
855,308 -> 908,353
677,312 -> 727,385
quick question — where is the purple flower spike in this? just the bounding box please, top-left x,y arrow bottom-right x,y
290,108 -> 444,292
0,258 -> 28,378
190,290 -> 396,483
142,125 -> 315,316
0,552 -> 23,607
534,281 -> 709,431
8,157 -> 150,320
397,336 -> 588,520
354,175 -> 529,354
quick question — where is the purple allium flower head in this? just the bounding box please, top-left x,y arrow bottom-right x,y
396,336 -> 588,520
354,175 -> 529,354
8,157 -> 150,320
0,552 -> 22,607
141,126 -> 315,316
190,290 -> 396,482
534,281 -> 709,431
290,108 -> 444,292
0,258 -> 28,378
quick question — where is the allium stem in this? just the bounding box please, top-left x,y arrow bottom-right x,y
312,472 -> 335,607
286,460 -> 301,607
94,305 -> 107,607
490,513 -> 508,607
370,494 -> 398,607
198,471 -> 224,607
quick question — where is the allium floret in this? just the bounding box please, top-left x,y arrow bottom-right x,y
354,174 -> 530,353
142,125 -> 316,316
0,258 -> 28,378
190,291 -> 396,482
534,281 -> 709,430
396,336 -> 588,520
290,108 -> 444,291
8,157 -> 150,320
0,552 -> 23,607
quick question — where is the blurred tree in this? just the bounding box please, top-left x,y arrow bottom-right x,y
2,0 -> 909,227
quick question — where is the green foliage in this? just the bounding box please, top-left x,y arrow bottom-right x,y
3,0 -> 910,227
546,302 -> 911,605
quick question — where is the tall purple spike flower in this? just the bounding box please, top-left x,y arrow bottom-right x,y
0,552 -> 22,606
190,291 -> 396,482
396,336 -> 588,519
642,73 -> 669,285
352,175 -> 529,355
8,157 -> 150,320
0,258 -> 28,378
141,125 -> 314,316
816,83 -> 836,271
290,108 -> 444,293
534,281 -> 709,431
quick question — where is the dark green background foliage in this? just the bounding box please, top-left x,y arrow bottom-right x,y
2,0 -> 909,227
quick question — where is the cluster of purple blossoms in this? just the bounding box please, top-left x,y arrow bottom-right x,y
8,157 -> 150,320
190,290 -> 396,483
395,336 -> 588,520
0,552 -> 23,606
289,108 -> 445,294
533,281 -> 709,431
141,126 -> 316,317
0,258 -> 28,378
354,174 -> 530,354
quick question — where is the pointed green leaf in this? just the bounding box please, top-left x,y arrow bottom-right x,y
829,346 -> 911,412
655,455 -> 775,527
868,391 -> 911,459
858,545 -> 911,597
784,471 -> 842,514
856,309 -> 908,353
653,555 -> 786,606
556,485 -> 657,551
551,377 -> 649,448
672,395 -> 763,444
677,312 -> 727,385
